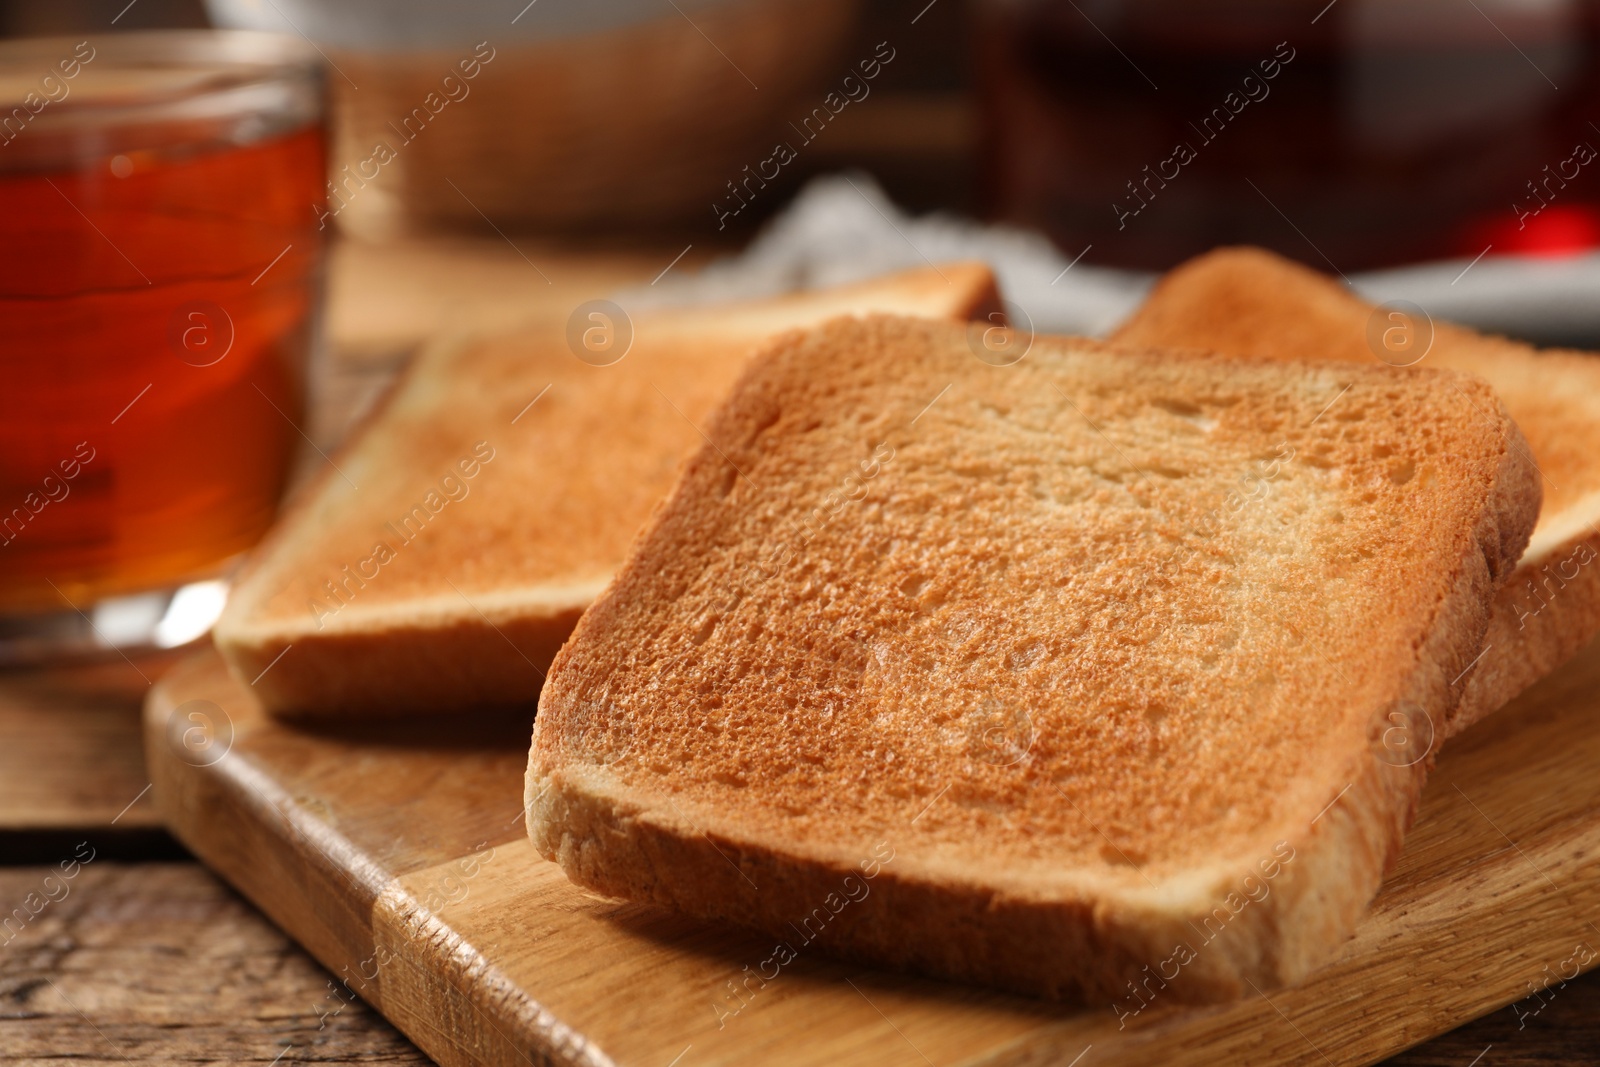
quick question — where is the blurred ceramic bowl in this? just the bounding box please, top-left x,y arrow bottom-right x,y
207,0 -> 859,237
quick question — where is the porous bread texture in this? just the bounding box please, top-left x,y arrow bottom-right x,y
527,315 -> 1539,1003
1113,246 -> 1600,733
214,264 -> 1001,716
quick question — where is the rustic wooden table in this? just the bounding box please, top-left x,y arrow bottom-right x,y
3,859 -> 1594,1066
3,238 -> 1595,1065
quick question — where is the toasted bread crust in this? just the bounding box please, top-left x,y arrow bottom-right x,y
231,604 -> 582,719
1113,247 -> 1600,731
528,316 -> 1538,1002
215,265 -> 1002,715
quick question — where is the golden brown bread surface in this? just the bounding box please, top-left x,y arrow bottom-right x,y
214,265 -> 1002,716
527,315 -> 1539,1002
1114,247 -> 1600,733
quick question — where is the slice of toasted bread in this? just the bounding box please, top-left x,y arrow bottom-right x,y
526,314 -> 1538,1002
1113,247 -> 1600,734
214,265 -> 1001,716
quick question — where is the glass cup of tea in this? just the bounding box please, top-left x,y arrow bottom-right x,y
0,31 -> 326,661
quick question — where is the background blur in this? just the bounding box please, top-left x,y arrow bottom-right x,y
13,0 -> 1598,275
0,0 -> 973,239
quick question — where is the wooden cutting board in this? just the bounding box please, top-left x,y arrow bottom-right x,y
145,643 -> 1600,1067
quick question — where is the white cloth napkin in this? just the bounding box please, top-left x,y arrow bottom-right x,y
630,173 -> 1600,347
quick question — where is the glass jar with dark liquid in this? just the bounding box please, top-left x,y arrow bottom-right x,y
975,0 -> 1600,270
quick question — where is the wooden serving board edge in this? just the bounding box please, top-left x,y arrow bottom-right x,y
144,646 -> 1600,1067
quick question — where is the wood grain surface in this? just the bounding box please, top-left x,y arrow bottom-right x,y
144,639 -> 1600,1067
0,862 -> 427,1065
0,652 -> 175,833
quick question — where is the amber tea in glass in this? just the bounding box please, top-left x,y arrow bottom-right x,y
0,31 -> 325,656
